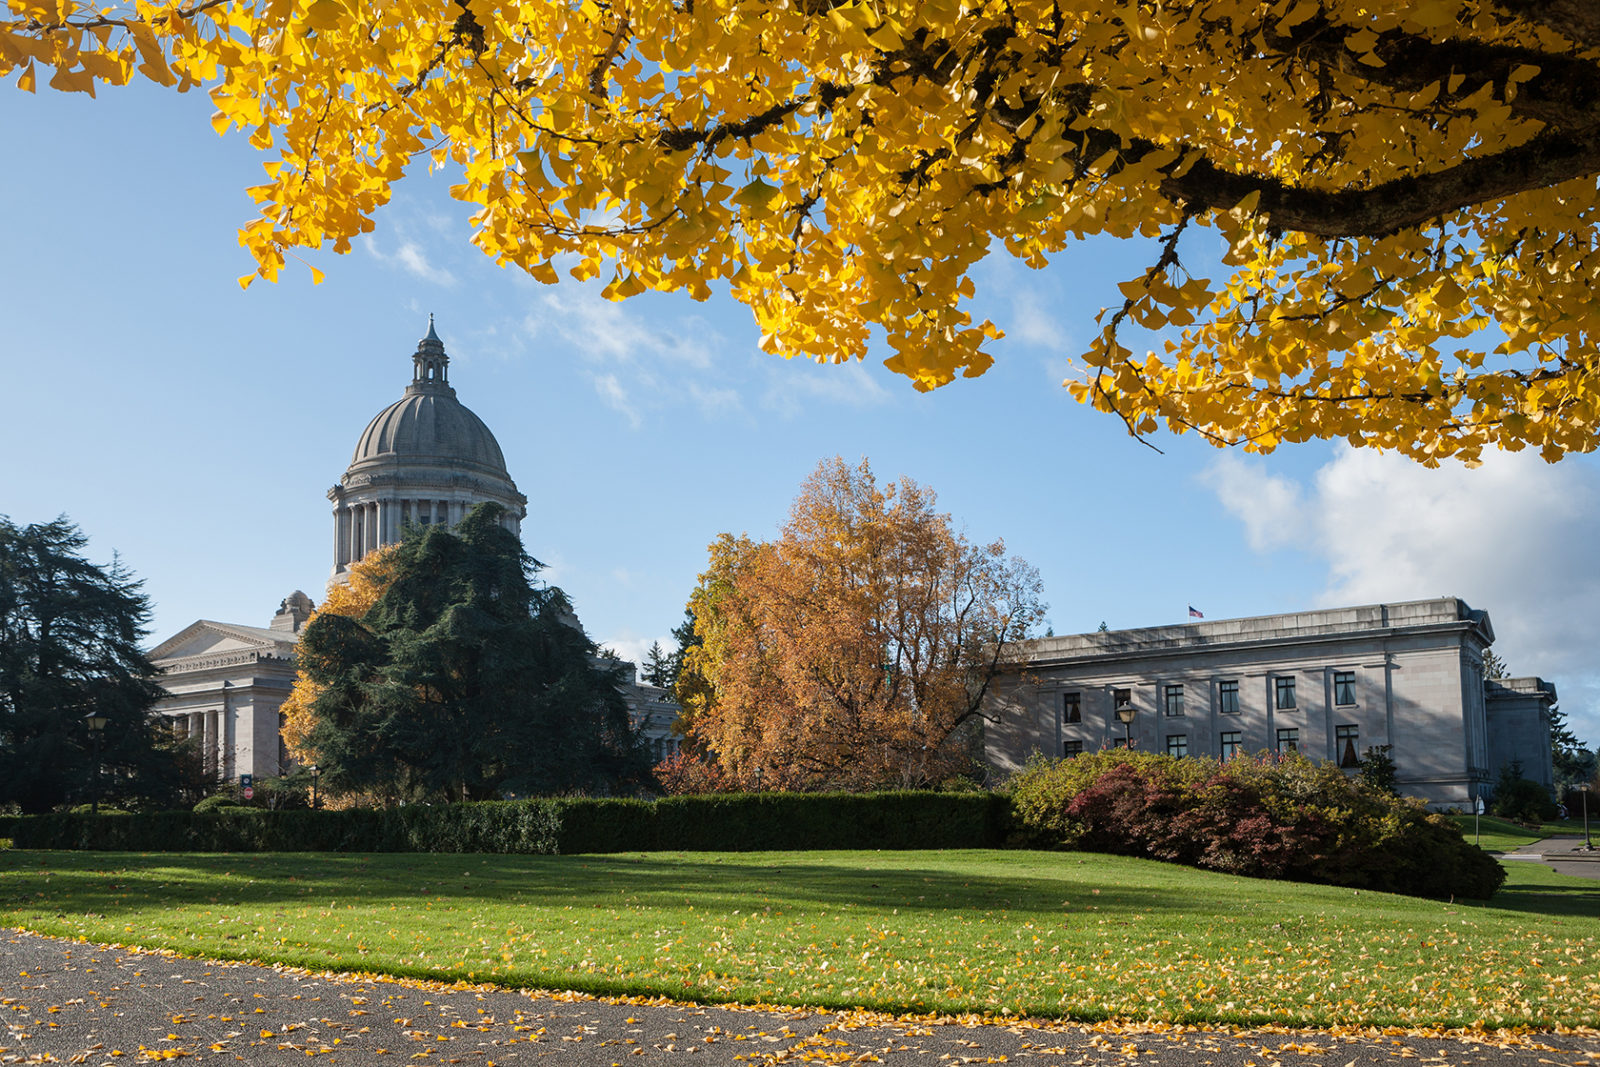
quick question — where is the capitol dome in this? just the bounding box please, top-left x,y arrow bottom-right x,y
327,320 -> 527,578
349,387 -> 508,475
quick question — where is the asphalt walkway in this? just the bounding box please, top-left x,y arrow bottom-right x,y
1500,834 -> 1600,880
3,931 -> 1596,1067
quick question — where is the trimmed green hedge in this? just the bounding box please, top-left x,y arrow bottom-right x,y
0,791 -> 1009,855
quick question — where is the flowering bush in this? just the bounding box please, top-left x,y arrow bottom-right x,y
1009,751 -> 1504,899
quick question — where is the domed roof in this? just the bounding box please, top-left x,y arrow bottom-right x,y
351,392 -> 508,472
346,319 -> 510,477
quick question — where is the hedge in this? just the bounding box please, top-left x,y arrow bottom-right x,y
0,791 -> 1010,855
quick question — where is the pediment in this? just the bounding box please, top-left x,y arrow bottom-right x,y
148,620 -> 295,663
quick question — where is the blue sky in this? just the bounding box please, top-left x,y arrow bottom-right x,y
4,79 -> 1598,748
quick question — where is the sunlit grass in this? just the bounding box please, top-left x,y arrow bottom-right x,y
3,849 -> 1596,1029
1446,814 -> 1545,853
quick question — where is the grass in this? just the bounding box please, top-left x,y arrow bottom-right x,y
2,849 -> 1597,1030
1444,815 -> 1545,853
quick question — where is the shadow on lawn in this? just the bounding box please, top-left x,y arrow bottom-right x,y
1478,878 -> 1600,918
0,850 -> 1225,920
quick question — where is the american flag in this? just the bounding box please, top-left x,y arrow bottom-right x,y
1188,605 -> 1204,618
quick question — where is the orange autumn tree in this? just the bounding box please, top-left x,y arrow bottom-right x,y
279,544 -> 398,765
8,2 -> 1600,463
680,457 -> 1044,791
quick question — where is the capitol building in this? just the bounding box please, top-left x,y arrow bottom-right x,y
147,321 -> 679,782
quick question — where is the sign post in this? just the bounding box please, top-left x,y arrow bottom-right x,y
240,773 -> 254,802
1474,794 -> 1484,845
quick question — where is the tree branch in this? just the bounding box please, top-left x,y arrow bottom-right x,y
1490,0 -> 1600,50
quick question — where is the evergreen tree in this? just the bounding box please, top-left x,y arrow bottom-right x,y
640,641 -> 670,689
299,503 -> 651,802
1482,649 -> 1510,679
0,516 -> 181,813
666,608 -> 699,693
1548,704 -> 1597,796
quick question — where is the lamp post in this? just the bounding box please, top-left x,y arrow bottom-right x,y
309,764 -> 321,810
83,711 -> 108,814
1114,702 -> 1136,750
1584,782 -> 1592,851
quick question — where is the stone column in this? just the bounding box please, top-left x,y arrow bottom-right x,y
369,503 -> 380,554
202,711 -> 217,774
351,506 -> 364,562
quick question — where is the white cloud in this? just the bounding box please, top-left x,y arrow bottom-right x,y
531,287 -> 714,369
511,283 -> 898,427
364,237 -> 458,287
597,630 -> 673,678
1201,454 -> 1307,552
592,373 -> 642,428
1205,447 -> 1600,743
762,359 -> 892,417
1008,285 -> 1067,348
689,383 -> 745,418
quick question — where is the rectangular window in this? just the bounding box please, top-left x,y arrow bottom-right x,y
1163,684 -> 1184,717
1064,740 -> 1084,757
1276,727 -> 1299,754
1336,724 -> 1360,768
1218,679 -> 1239,715
1220,730 -> 1242,761
1111,737 -> 1130,749
1334,671 -> 1356,706
1275,676 -> 1297,710
1112,687 -> 1132,711
1062,692 -> 1082,724
1166,734 -> 1188,758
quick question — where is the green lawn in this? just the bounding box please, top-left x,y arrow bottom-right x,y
1445,814 -> 1545,853
2,849 -> 1596,1029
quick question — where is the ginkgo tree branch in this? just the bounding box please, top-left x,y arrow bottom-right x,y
1490,0 -> 1600,50
1155,127 -> 1600,238
12,0 -> 1600,462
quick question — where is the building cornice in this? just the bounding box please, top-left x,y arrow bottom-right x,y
154,650 -> 296,675
1007,619 -> 1490,673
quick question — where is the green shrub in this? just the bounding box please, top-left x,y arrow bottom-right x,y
1492,764 -> 1558,823
1008,751 -> 1504,900
193,794 -> 246,814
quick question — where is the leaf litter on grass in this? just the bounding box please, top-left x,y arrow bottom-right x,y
1,849 -> 1596,1031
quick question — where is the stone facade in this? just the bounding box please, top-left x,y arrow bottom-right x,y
617,676 -> 684,765
148,594 -> 310,780
983,598 -> 1556,808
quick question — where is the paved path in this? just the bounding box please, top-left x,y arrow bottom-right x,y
1501,835 -> 1600,880
2,931 -> 1596,1067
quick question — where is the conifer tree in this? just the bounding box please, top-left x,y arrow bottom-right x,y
640,641 -> 670,688
0,516 -> 181,813
298,503 -> 651,802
